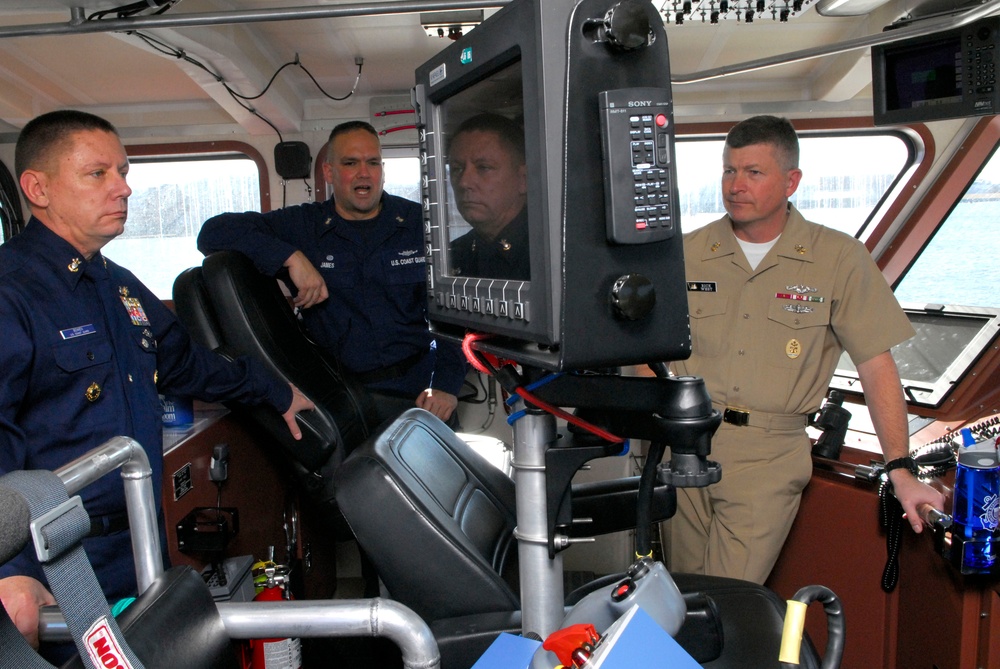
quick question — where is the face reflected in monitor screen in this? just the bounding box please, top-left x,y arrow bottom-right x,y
441,61 -> 530,282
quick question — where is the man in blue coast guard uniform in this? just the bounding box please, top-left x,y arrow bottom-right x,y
0,110 -> 314,656
199,120 -> 467,424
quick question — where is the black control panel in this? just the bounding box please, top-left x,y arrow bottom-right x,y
873,16 -> 1000,125
599,88 -> 677,245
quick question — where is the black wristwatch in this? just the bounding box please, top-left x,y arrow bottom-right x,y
884,456 -> 919,476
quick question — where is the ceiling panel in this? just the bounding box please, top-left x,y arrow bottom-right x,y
0,0 -> 920,134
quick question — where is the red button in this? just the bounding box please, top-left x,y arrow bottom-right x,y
655,113 -> 668,127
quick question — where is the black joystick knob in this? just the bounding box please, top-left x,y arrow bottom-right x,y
611,273 -> 656,321
603,0 -> 653,50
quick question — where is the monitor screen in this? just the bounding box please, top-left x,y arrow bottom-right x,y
415,0 -> 692,371
440,61 -> 530,283
882,37 -> 962,112
872,16 -> 1000,125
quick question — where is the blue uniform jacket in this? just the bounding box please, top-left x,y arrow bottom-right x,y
0,219 -> 292,601
198,194 -> 467,398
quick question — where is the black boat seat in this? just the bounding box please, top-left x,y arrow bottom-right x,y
172,250 -> 377,522
335,408 -> 821,669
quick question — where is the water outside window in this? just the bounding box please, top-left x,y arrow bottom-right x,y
894,147 -> 1000,309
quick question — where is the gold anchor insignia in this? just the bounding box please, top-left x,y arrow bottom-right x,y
119,286 -> 129,297
794,244 -> 806,255
786,339 -> 802,359
711,242 -> 721,252
68,258 -> 81,272
85,382 -> 102,402
500,239 -> 512,252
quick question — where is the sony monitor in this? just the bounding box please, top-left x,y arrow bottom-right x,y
414,0 -> 690,371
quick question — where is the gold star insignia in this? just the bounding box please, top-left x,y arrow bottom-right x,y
711,242 -> 721,252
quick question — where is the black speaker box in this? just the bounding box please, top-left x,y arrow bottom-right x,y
274,141 -> 312,180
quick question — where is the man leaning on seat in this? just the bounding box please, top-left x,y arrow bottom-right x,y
198,120 -> 467,426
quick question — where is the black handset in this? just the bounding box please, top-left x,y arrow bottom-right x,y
210,443 -> 229,482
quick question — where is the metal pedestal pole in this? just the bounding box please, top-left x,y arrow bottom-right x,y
510,402 -> 564,639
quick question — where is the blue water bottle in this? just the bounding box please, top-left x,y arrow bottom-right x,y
951,449 -> 1000,571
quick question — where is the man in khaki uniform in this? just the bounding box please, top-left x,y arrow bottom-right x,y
669,115 -> 945,584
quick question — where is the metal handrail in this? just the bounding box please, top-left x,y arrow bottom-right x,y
219,598 -> 441,669
40,597 -> 441,669
0,1 -> 508,39
36,438 -> 441,668
54,435 -> 164,594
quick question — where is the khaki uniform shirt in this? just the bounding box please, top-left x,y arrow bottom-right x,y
672,205 -> 914,418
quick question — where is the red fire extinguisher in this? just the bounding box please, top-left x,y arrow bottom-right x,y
239,560 -> 302,669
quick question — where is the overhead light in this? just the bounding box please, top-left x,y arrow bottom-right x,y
815,0 -> 893,16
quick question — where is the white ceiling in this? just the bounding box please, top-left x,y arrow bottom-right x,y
0,0 -> 978,138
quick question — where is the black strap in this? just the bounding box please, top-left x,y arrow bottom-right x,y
88,512 -> 130,537
879,478 -> 903,593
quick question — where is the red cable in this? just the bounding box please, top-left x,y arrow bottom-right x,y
514,385 -> 625,444
461,331 -> 624,444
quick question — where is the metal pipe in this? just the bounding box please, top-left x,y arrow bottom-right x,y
671,0 -> 1000,84
0,0 -> 508,39
510,406 -> 564,639
54,436 -> 164,594
218,598 -> 440,669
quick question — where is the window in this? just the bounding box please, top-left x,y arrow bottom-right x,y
383,151 -> 421,202
675,133 -> 912,238
102,155 -> 261,299
895,146 -> 1000,309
